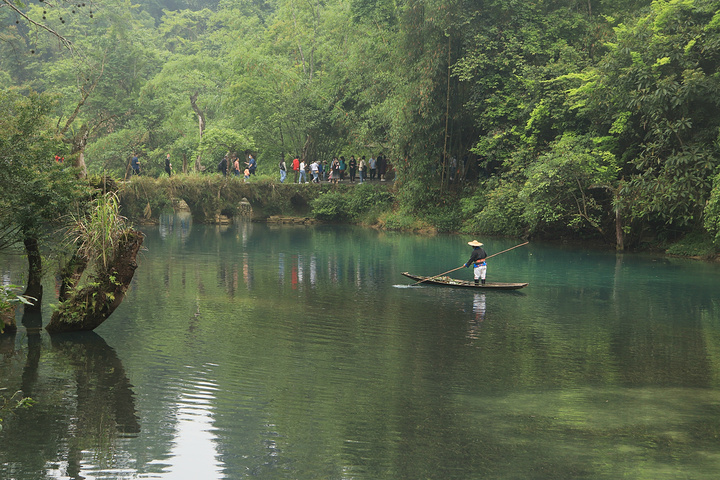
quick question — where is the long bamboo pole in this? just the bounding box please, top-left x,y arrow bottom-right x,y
484,241 -> 529,260
411,241 -> 530,286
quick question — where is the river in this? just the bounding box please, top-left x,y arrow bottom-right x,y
1,217 -> 719,479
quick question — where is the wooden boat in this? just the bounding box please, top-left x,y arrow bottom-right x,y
402,272 -> 528,290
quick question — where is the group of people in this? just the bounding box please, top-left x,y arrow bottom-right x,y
218,153 -> 256,181
130,153 -> 173,177
280,154 -> 390,184
128,151 -> 394,184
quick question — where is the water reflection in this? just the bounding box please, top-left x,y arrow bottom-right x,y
159,210 -> 193,244
4,227 -> 720,479
165,364 -> 222,479
0,317 -> 140,479
467,293 -> 486,342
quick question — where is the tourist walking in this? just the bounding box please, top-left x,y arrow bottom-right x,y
369,155 -> 377,180
219,155 -> 228,177
131,154 -> 141,175
299,159 -> 307,183
339,156 -> 346,181
348,156 -> 357,183
292,156 -> 300,183
377,153 -> 387,181
279,157 -> 287,183
331,157 -> 340,184
165,154 -> 172,177
358,157 -> 366,183
246,154 -> 257,175
233,156 -> 241,177
310,160 -> 320,183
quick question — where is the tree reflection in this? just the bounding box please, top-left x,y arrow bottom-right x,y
0,313 -> 140,479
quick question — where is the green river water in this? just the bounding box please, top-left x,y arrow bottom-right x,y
1,216 -> 720,479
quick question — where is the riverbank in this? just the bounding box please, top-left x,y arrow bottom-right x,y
116,174 -> 719,260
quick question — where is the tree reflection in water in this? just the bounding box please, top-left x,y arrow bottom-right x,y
0,308 -> 139,478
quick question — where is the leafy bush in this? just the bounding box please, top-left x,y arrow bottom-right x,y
381,210 -> 418,231
467,181 -> 526,236
346,184 -> 394,223
666,232 -> 718,258
0,284 -> 34,333
311,191 -> 349,222
704,172 -> 720,247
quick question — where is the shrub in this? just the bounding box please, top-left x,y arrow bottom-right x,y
346,184 -> 394,223
311,191 -> 349,222
466,181 -> 526,236
666,232 -> 718,258
704,172 -> 720,247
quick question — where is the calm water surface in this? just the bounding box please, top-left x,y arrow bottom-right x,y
1,217 -> 720,479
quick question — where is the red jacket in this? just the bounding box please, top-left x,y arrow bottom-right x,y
292,158 -> 300,171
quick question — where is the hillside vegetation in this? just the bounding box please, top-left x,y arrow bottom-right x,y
3,0 -> 720,256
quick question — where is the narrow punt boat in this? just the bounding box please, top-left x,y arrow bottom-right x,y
402,272 -> 528,290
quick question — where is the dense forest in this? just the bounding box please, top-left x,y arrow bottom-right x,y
3,0 -> 720,254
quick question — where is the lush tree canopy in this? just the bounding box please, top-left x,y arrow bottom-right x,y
3,0 -> 720,251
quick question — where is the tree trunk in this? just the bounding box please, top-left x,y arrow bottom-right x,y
190,91 -> 206,172
46,229 -> 144,334
23,235 -> 43,306
68,123 -> 90,179
615,204 -> 624,251
301,134 -> 314,162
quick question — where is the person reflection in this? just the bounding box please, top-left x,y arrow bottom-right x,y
467,293 -> 487,341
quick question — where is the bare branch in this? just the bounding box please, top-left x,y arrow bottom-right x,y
1,0 -> 73,52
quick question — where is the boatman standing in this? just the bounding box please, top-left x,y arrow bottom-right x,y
464,240 -> 487,285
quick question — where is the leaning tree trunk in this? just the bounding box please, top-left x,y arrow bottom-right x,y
69,123 -> 90,179
46,229 -> 144,334
301,134 -> 314,162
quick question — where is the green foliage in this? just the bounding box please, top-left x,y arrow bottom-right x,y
197,128 -> 256,166
519,133 -> 618,236
312,184 -> 394,224
69,192 -> 128,271
0,390 -> 35,431
468,181 -> 526,237
704,172 -> 720,247
7,0 -> 720,250
344,184 -> 394,224
118,176 -> 173,220
0,284 -> 35,333
311,191 -> 349,222
665,232 -> 718,258
381,210 -> 423,232
0,89 -> 91,238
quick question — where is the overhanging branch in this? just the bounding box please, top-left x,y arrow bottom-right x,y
1,0 -> 74,52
